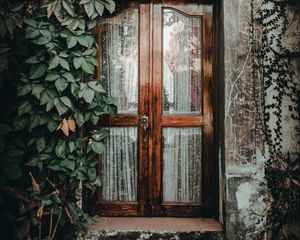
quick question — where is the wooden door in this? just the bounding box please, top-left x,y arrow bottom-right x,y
90,1 -> 216,218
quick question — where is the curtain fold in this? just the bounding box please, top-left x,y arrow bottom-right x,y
99,8 -> 139,114
163,128 -> 202,203
163,9 -> 202,115
99,127 -> 138,202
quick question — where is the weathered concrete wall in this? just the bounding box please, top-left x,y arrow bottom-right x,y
224,0 -> 300,239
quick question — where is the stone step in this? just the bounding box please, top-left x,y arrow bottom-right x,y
85,230 -> 225,240
84,217 -> 225,240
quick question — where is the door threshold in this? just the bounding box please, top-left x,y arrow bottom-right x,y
89,217 -> 223,232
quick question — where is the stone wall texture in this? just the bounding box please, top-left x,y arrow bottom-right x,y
224,0 -> 300,239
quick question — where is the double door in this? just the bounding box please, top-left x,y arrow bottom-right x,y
91,1 -> 216,217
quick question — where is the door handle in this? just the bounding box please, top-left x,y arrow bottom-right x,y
140,114 -> 149,131
141,114 -> 149,143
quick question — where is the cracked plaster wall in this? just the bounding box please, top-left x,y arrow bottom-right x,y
224,0 -> 300,239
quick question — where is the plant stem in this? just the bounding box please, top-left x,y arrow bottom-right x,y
49,208 -> 53,237
51,208 -> 62,240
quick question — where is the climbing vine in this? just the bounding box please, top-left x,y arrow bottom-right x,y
0,0 -> 116,239
252,0 -> 300,239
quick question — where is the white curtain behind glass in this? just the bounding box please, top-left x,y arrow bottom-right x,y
99,128 -> 138,201
99,9 -> 138,114
163,128 -> 202,203
163,9 -> 202,115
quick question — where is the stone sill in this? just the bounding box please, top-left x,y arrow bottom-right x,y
90,217 -> 223,232
85,217 -> 224,240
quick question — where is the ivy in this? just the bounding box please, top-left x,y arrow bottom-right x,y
251,0 -> 300,239
0,0 -> 116,239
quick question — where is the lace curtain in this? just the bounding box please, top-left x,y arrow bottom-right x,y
99,127 -> 138,201
163,9 -> 202,115
163,128 -> 202,203
99,8 -> 138,114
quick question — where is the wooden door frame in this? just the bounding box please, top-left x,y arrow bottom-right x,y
87,0 -> 219,219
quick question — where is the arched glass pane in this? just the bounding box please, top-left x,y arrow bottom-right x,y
163,9 -> 202,115
98,9 -> 139,114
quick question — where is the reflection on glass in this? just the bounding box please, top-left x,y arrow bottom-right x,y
99,9 -> 139,114
99,127 -> 137,201
163,128 -> 202,203
163,9 -> 202,115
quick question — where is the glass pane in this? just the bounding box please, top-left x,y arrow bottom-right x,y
99,9 -> 139,114
163,9 -> 202,115
98,127 -> 138,201
163,128 -> 202,203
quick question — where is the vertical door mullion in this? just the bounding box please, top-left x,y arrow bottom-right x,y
150,3 -> 163,216
138,4 -> 151,216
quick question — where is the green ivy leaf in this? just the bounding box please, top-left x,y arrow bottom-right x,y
94,1 -> 104,16
67,36 -> 77,49
79,0 -> 91,4
91,141 -> 105,154
55,141 -> 66,158
29,114 -> 41,129
47,119 -> 58,132
68,141 -> 75,153
31,36 -> 51,45
29,64 -> 47,79
60,96 -> 72,108
84,2 -> 94,18
49,55 -> 60,69
24,19 -> 38,28
46,100 -> 55,112
90,115 -> 99,125
74,112 -> 85,127
60,159 -> 75,171
73,57 -> 84,69
17,84 -> 32,96
63,72 -> 75,82
46,72 -> 60,81
25,28 -> 39,39
27,153 -> 51,167
87,167 -> 96,180
13,117 -> 29,130
32,84 -> 45,99
81,61 -> 94,74
60,57 -> 70,70
55,78 -> 68,92
18,100 -> 32,116
77,35 -> 88,47
26,56 -> 40,64
88,81 -> 105,93
79,85 -> 94,103
54,98 -> 68,116
36,137 -> 46,153
62,0 -> 75,17
102,0 -> 116,14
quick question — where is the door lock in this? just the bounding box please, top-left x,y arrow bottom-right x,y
141,114 -> 149,131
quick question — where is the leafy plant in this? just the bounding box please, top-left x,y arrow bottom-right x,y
0,0 -> 116,239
